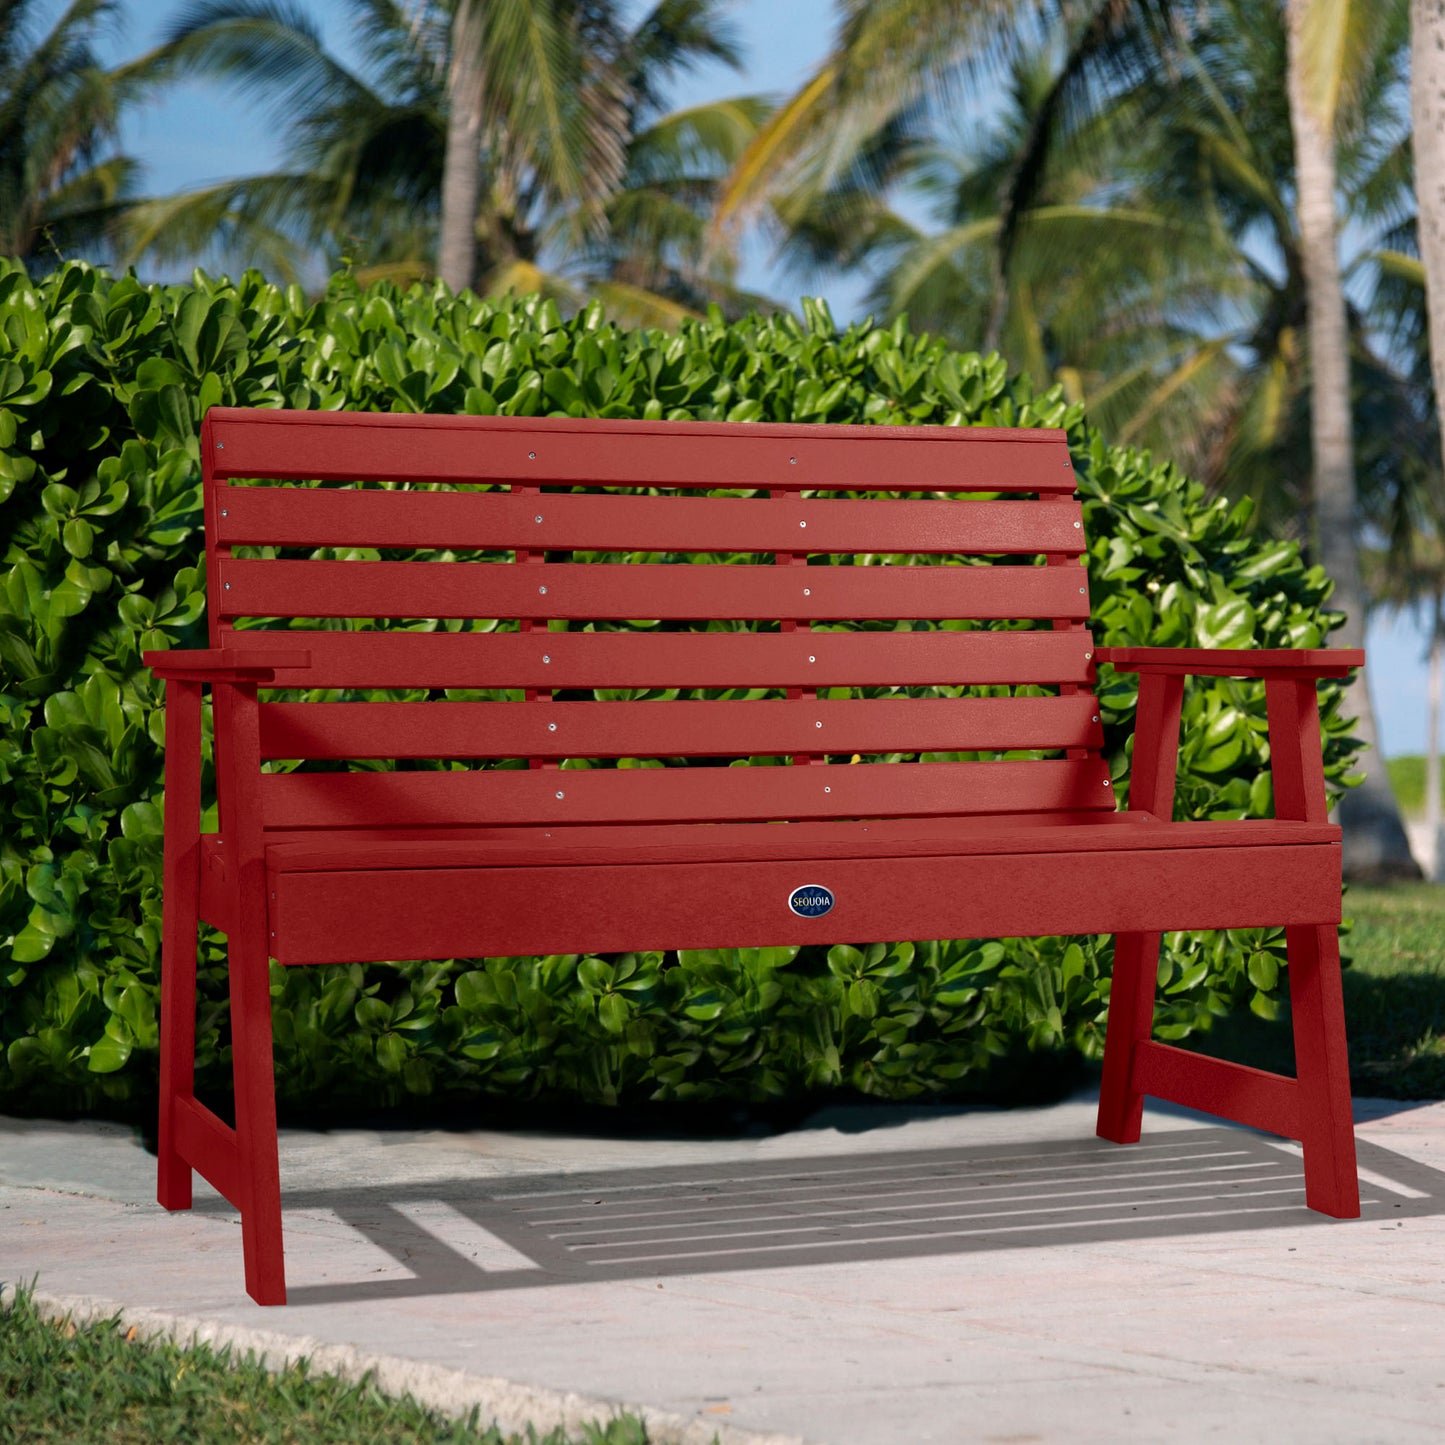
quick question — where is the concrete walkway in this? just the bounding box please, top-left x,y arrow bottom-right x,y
3,1089 -> 1445,1444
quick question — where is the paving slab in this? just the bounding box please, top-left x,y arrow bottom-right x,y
3,1089 -> 1445,1444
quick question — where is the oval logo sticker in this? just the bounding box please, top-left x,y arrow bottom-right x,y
788,884 -> 835,918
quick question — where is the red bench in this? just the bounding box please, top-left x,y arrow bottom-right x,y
145,406 -> 1363,1305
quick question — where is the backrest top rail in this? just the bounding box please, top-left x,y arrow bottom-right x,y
204,409 -> 1078,493
205,406 -> 1067,444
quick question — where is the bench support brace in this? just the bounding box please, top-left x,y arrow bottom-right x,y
1096,923 -> 1358,1217
1094,668 -> 1358,1218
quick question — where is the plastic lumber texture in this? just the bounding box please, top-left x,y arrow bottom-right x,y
145,407 -> 1364,1305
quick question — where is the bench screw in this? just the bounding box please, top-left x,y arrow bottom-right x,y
1084,652 -> 1091,660
529,451 -> 536,459
221,509 -> 228,517
224,582 -> 231,589
216,442 -> 224,449
538,585 -> 548,594
535,514 -> 543,523
799,520 -> 807,528
542,654 -> 551,663
790,457 -> 797,464
1073,521 -> 1081,528
548,722 -> 557,731
808,655 -> 816,663
803,587 -> 811,596
556,790 -> 565,799
824,785 -> 831,793
1093,715 -> 1099,722
1104,779 -> 1112,787
1079,587 -> 1085,594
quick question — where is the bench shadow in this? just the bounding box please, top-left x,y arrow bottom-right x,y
198,1128 -> 1445,1306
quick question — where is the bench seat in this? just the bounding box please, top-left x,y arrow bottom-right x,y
194,816 -> 1343,965
240,814 -> 1341,872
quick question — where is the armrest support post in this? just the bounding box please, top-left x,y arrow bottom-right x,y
1127,672 -> 1184,818
1265,676 -> 1329,823
211,679 -> 267,868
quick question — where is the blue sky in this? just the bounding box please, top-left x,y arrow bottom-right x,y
96,0 -> 1433,759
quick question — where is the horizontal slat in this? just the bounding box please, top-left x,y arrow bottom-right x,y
213,486 -> 1085,556
217,557 -> 1092,622
208,408 -> 1076,493
257,695 -> 1105,760
267,843 -> 1341,964
258,756 -> 1116,829
241,628 -> 1096,689
259,817 -> 1341,872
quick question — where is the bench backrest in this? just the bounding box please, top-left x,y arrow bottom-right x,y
202,407 -> 1111,832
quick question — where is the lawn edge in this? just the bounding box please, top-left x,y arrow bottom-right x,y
2,1285 -> 810,1445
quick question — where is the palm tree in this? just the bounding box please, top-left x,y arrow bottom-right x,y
131,0 -> 759,314
435,0 -> 631,292
712,0 -> 1420,877
1285,0 -> 1418,878
842,7 -> 1417,530
709,2 -> 1181,278
0,0 -> 145,265
1413,0 -> 1445,463
1410,0 -> 1445,877
124,0 -> 448,285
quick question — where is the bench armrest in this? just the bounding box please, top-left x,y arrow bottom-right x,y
143,647 -> 311,682
1107,649 -> 1360,825
1097,646 -> 1363,679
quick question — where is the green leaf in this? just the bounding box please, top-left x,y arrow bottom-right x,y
597,993 -> 630,1034
354,997 -> 390,1030
1246,951 -> 1279,991
120,801 -> 163,838
1061,943 -> 1086,986
62,519 -> 94,558
8,918 -> 56,963
455,970 -> 496,1011
375,1032 -> 407,1073
1195,596 -> 1256,649
87,1031 -> 132,1073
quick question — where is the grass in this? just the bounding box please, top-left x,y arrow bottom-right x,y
1386,755 -> 1442,817
1189,883 -> 1445,1099
0,1282 -> 653,1445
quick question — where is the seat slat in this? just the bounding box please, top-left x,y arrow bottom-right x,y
214,486 -> 1085,556
260,817 -> 1340,873
218,557 -> 1091,622
258,756 -> 1117,829
257,695 -> 1105,761
208,408 -> 1076,494
244,627 -> 1096,690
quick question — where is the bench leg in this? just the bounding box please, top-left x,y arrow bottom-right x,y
229,919 -> 287,1305
1287,923 -> 1360,1218
1096,931 -> 1161,1144
156,843 -> 199,1213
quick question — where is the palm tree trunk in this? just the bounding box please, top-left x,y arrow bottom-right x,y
438,0 -> 485,293
1413,1 -> 1445,882
1286,0 -> 1419,880
1428,590 -> 1444,879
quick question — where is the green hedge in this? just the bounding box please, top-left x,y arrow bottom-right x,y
0,260 -> 1360,1118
